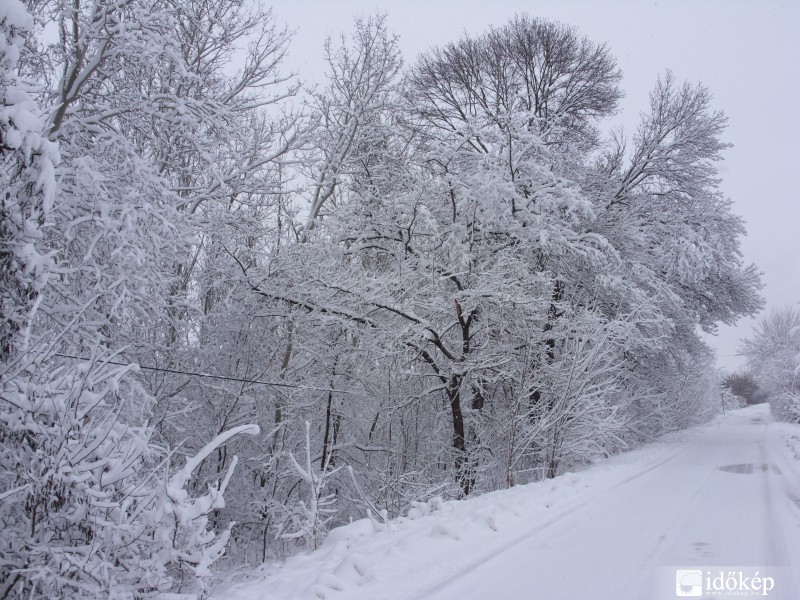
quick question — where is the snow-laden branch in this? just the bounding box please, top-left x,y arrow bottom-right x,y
169,423 -> 260,493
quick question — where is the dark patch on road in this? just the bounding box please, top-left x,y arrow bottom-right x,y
692,540 -> 711,557
718,463 -> 769,474
719,463 -> 754,474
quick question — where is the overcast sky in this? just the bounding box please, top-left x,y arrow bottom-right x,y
271,0 -> 800,372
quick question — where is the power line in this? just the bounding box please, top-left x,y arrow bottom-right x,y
53,353 -> 357,394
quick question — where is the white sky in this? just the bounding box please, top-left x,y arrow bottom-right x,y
271,0 -> 800,372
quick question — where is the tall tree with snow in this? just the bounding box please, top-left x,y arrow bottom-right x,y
741,305 -> 800,422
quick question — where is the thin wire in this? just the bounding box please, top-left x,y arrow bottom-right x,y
53,353 -> 358,394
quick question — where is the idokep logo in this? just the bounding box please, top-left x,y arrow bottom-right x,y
675,569 -> 703,597
674,567 -> 777,597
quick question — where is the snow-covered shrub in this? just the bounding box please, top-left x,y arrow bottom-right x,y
0,342 -> 260,599
281,421 -> 342,551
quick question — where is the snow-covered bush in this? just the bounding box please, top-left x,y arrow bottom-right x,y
281,422 -> 342,550
0,343 -> 259,598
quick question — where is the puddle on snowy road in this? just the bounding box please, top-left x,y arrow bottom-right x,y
718,463 -> 769,474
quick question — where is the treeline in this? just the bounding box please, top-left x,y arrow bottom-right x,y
1,2 -> 762,598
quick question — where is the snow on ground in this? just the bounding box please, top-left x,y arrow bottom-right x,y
215,404 -> 800,600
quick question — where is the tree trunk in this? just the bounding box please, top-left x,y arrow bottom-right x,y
447,374 -> 473,496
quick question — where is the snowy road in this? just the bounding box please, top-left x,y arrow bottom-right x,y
418,405 -> 799,600
219,405 -> 800,600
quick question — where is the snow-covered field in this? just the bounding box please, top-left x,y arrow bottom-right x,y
215,404 -> 800,600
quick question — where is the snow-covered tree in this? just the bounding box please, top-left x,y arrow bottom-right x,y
741,305 -> 800,422
0,0 -> 58,360
721,371 -> 762,406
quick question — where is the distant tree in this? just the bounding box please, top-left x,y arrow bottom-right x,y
721,371 -> 762,405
